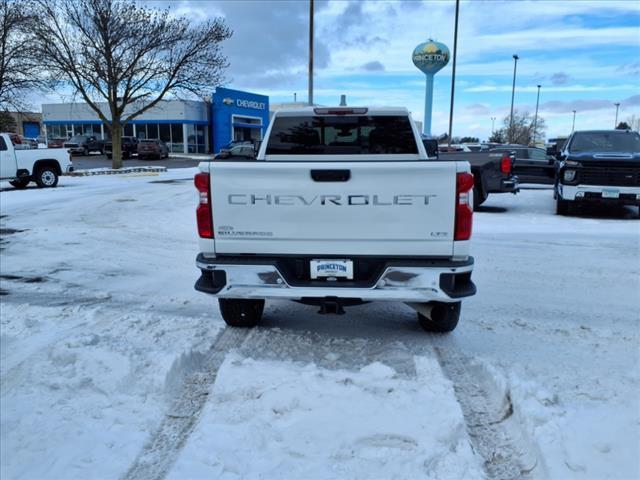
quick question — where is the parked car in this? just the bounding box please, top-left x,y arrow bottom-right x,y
0,132 -> 73,188
104,136 -> 138,159
47,137 -> 67,148
554,129 -> 640,215
490,145 -> 555,184
214,143 -> 256,160
439,144 -> 472,153
63,135 -> 105,156
137,139 -> 169,160
221,139 -> 260,152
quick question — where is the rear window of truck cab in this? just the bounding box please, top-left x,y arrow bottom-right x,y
265,115 -> 418,155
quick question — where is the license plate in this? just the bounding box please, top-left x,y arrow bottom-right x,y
602,189 -> 619,198
310,259 -> 353,279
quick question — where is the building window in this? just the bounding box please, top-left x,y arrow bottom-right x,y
124,124 -> 134,137
170,123 -> 183,152
136,124 -> 147,139
159,124 -> 171,143
196,124 -> 206,153
148,123 -> 159,140
47,124 -> 74,139
185,124 -> 207,154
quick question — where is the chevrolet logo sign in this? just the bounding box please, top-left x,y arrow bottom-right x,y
222,97 -> 234,105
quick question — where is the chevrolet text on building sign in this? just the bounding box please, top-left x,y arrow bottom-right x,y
236,99 -> 266,110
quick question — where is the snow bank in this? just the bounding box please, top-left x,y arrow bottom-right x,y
69,166 -> 167,176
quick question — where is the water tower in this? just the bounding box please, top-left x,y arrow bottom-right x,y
412,39 -> 450,136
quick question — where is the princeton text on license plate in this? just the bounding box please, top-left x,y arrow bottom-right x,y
310,259 -> 354,279
602,189 -> 619,199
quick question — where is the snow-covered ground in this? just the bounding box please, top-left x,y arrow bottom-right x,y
1,172 -> 638,479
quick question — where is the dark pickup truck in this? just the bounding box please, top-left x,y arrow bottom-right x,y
63,135 -> 105,156
491,145 -> 555,185
104,136 -> 138,160
434,146 -> 519,208
554,129 -> 640,215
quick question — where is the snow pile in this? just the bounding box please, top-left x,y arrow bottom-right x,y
169,354 -> 483,480
69,166 -> 167,176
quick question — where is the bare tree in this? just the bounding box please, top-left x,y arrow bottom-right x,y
495,110 -> 546,145
0,109 -> 17,131
0,0 -> 46,111
625,115 -> 640,132
30,0 -> 231,168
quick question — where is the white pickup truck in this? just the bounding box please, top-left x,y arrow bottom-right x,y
0,133 -> 73,188
194,107 -> 476,332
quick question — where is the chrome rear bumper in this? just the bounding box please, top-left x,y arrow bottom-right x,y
195,255 -> 475,303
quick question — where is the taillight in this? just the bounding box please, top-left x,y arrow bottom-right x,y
500,153 -> 512,174
455,172 -> 474,241
194,172 -> 213,238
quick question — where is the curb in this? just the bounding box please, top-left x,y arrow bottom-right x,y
69,166 -> 168,177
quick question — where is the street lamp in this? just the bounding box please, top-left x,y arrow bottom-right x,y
509,54 -> 519,143
572,110 -> 577,133
614,102 -> 620,127
532,84 -> 541,145
447,0 -> 460,147
308,0 -> 314,106
491,116 -> 496,134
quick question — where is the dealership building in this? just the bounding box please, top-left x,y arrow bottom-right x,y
42,87 -> 269,154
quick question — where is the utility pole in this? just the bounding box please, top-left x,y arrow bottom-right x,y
491,116 -> 496,134
572,110 -> 577,132
308,0 -> 314,106
509,54 -> 519,143
532,84 -> 541,145
614,102 -> 620,127
447,0 -> 460,147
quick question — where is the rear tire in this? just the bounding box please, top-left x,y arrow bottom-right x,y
556,197 -> 570,215
34,166 -> 59,188
218,299 -> 265,328
473,185 -> 487,209
9,178 -> 30,189
417,302 -> 461,333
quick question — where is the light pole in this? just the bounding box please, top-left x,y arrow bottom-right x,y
614,102 -> 620,127
532,84 -> 541,145
572,110 -> 577,133
491,116 -> 496,134
308,0 -> 314,106
447,0 -> 460,147
509,54 -> 519,143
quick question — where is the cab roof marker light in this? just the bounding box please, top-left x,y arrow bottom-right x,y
313,108 -> 368,115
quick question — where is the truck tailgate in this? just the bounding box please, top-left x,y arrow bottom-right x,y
209,161 -> 457,256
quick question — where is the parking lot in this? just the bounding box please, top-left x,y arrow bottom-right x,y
1,170 -> 638,479
70,153 -> 204,170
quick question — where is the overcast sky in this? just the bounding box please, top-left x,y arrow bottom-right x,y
118,1 -> 640,139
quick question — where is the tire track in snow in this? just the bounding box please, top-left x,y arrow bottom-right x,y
430,335 -> 545,480
122,327 -> 254,480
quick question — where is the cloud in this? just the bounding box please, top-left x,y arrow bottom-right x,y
464,84 -> 638,93
623,95 -> 640,106
616,62 -> 640,77
199,1 -> 331,89
550,72 -> 569,85
540,94 -> 640,113
466,103 -> 491,115
361,61 -> 385,72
